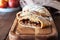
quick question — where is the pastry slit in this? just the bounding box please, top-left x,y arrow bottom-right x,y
20,19 -> 41,27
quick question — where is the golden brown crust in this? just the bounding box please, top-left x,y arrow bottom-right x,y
16,10 -> 51,28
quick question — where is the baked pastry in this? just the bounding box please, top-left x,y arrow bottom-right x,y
17,11 -> 51,28
15,5 -> 52,35
16,5 -> 51,28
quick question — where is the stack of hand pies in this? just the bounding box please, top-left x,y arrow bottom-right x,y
9,5 -> 58,40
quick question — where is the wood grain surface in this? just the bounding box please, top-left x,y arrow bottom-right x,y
0,12 -> 19,40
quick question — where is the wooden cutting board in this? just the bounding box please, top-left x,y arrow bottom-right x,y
6,11 -> 58,40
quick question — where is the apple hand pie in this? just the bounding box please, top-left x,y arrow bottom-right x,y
16,10 -> 51,28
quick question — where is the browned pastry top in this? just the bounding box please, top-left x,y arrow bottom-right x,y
16,10 -> 51,28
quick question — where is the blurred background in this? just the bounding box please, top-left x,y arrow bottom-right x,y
0,0 -> 60,40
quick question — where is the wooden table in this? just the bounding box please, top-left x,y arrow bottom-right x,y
0,11 -> 20,40
0,1 -> 60,40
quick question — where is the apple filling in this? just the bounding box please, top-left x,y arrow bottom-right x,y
19,19 -> 41,27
